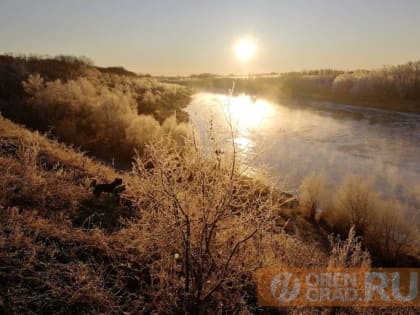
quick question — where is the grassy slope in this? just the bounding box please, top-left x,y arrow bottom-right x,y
0,116 -> 332,314
0,116 -> 149,313
2,114 -> 420,315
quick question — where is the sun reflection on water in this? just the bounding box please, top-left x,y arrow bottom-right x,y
221,94 -> 276,156
234,136 -> 252,151
223,94 -> 275,133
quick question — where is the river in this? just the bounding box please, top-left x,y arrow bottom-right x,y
186,93 -> 420,210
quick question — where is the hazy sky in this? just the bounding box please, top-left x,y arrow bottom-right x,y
1,0 -> 420,75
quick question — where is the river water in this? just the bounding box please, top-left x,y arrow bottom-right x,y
186,93 -> 420,210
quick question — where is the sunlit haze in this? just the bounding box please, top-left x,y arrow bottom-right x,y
234,37 -> 257,63
1,0 -> 420,75
226,95 -> 273,132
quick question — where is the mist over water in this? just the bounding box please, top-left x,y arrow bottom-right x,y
187,93 -> 420,210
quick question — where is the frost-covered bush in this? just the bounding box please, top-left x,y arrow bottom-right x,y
22,73 -> 191,164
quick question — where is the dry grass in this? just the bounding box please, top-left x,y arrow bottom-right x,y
0,115 -> 418,314
298,173 -> 328,221
318,175 -> 419,266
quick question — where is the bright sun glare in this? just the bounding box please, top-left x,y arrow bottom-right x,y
234,37 -> 257,63
221,94 -> 274,151
225,95 -> 273,131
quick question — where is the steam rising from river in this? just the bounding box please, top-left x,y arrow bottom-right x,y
187,93 -> 420,211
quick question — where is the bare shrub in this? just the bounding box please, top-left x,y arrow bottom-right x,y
130,136 -> 269,312
327,176 -> 377,236
124,114 -> 161,151
367,200 -> 419,263
119,131 -> 327,313
328,226 -> 371,269
16,135 -> 40,174
322,175 -> 419,265
299,173 -> 327,221
22,73 -> 44,94
161,115 -> 190,146
21,74 -> 191,164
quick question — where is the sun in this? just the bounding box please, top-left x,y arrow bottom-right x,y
234,37 -> 257,63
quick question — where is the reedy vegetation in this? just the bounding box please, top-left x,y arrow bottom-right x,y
299,174 -> 419,266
